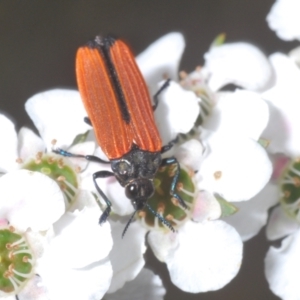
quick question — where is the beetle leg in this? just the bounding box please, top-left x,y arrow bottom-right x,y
53,148 -> 111,164
146,203 -> 175,233
152,78 -> 171,111
84,116 -> 92,126
93,170 -> 115,224
160,157 -> 188,209
160,136 -> 179,153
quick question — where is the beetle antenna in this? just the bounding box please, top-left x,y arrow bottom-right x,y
122,210 -> 137,238
146,203 -> 175,233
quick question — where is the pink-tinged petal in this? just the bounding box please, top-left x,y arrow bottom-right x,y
267,0 -> 300,41
107,220 -> 147,293
17,275 -> 49,300
105,268 -> 166,300
0,114 -> 18,172
198,132 -> 272,202
192,190 -> 222,222
203,90 -> 269,140
266,206 -> 299,240
0,170 -> 65,231
262,53 -> 300,156
203,42 -> 272,92
136,32 -> 185,96
18,127 -> 45,161
225,183 -> 279,241
25,89 -> 90,150
265,229 -> 300,300
155,81 -> 200,144
148,220 -> 242,292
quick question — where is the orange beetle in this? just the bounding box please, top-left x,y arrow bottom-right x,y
55,36 -> 187,236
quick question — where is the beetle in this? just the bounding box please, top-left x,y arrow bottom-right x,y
54,36 -> 187,236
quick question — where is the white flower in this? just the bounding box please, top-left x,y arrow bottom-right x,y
202,42 -> 273,92
105,268 -> 166,300
136,32 -> 185,96
262,53 -> 300,156
265,229 -> 300,300
267,0 -> 300,41
259,42 -> 300,298
89,34 -> 274,294
1,31 -> 274,297
149,220 -> 242,292
25,89 -> 90,150
0,171 -> 113,300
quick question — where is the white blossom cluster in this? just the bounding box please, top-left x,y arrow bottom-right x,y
0,0 -> 299,298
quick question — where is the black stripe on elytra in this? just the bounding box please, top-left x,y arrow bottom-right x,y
87,36 -> 131,124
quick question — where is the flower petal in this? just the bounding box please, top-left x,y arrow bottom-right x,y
203,90 -> 269,140
192,190 -> 222,222
18,275 -> 49,300
0,114 -> 18,172
224,183 -> 279,241
174,139 -> 204,171
266,205 -> 299,240
52,207 -> 112,268
39,257 -> 112,300
105,268 -> 166,300
67,141 -> 96,172
203,42 -> 272,91
262,53 -> 300,156
0,170 -> 65,231
25,89 -> 90,150
267,0 -> 300,41
96,175 -> 135,216
148,220 -> 242,292
265,229 -> 300,300
18,127 -> 45,161
136,32 -> 185,96
155,81 -> 199,144
107,220 -> 147,293
198,132 -> 272,202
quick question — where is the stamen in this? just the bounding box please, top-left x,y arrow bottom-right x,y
138,211 -> 146,218
171,197 -> 180,206
15,158 -> 23,164
35,152 -> 43,164
176,182 -> 184,191
179,187 -> 197,197
57,158 -> 64,169
60,178 -> 78,194
179,70 -> 188,79
47,157 -> 55,164
12,268 -> 33,279
75,166 -> 81,173
214,171 -> 222,180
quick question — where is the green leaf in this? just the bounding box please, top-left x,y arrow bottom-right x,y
70,130 -> 90,147
211,33 -> 226,47
215,195 -> 238,217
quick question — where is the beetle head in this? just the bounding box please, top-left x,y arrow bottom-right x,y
125,178 -> 154,210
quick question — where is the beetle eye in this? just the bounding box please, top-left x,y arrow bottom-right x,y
118,161 -> 130,175
125,183 -> 138,199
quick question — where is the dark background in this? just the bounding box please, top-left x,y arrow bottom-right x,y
0,1 -> 296,299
